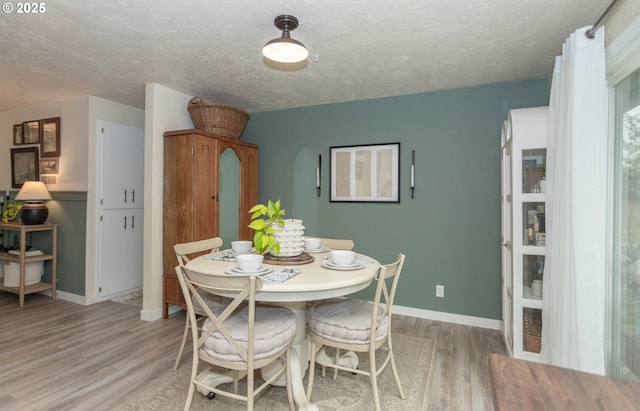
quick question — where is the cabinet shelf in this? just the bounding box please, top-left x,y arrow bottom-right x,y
522,286 -> 542,308
0,281 -> 53,294
521,245 -> 545,255
0,252 -> 54,263
521,193 -> 545,202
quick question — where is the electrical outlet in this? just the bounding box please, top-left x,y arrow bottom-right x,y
436,285 -> 445,298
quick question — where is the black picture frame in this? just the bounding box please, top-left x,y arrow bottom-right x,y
40,117 -> 60,158
330,142 -> 400,203
11,147 -> 39,188
22,120 -> 40,144
13,124 -> 23,145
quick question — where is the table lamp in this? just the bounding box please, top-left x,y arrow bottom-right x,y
15,181 -> 52,225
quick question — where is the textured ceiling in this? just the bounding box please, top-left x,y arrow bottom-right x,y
0,0 -> 609,113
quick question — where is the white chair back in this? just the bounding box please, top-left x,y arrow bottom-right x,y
317,238 -> 354,250
174,237 -> 223,265
171,236 -> 224,371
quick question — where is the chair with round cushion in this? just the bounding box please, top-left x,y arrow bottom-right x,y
176,265 -> 296,411
306,253 -> 406,411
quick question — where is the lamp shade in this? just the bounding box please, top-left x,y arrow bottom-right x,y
262,15 -> 309,64
15,181 -> 52,201
262,37 -> 309,63
16,181 -> 51,225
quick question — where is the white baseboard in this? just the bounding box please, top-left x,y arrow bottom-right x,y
41,289 -> 87,305
140,304 -> 181,322
140,308 -> 162,322
41,289 -> 502,330
393,304 -> 502,330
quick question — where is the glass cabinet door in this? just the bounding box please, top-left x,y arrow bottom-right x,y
522,149 -> 546,194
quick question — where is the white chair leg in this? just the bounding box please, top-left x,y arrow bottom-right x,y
173,316 -> 190,371
306,340 -> 317,400
388,338 -> 405,399
369,349 -> 381,411
333,348 -> 340,380
247,361 -> 255,411
183,365 -> 197,411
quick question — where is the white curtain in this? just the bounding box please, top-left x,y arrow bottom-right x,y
541,26 -> 608,374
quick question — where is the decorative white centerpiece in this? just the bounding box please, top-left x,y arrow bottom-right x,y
271,219 -> 305,257
248,199 -> 307,258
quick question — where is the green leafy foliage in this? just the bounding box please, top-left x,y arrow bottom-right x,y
248,199 -> 285,254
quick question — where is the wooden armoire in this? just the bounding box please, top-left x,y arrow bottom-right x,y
162,129 -> 258,318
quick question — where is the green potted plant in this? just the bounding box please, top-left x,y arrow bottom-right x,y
248,199 -> 285,255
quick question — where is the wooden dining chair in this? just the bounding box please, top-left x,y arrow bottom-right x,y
317,238 -> 355,250
176,265 -> 296,411
173,237 -> 224,371
306,253 -> 406,411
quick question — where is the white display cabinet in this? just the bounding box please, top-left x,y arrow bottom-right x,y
501,107 -> 547,361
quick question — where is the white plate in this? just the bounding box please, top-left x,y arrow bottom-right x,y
321,261 -> 363,271
227,249 -> 256,255
305,246 -> 329,253
225,265 -> 273,276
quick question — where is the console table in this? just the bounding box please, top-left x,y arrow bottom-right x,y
0,222 -> 57,307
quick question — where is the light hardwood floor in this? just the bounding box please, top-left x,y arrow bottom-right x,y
0,293 -> 505,410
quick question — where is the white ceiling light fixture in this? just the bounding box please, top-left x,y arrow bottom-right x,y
262,15 -> 309,64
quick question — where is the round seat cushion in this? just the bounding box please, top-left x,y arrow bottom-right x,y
202,306 -> 296,362
307,299 -> 387,344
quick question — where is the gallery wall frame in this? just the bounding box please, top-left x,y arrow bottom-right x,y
40,158 -> 59,174
11,147 -> 39,188
330,142 -> 400,203
40,117 -> 60,158
22,120 -> 40,144
13,124 -> 23,145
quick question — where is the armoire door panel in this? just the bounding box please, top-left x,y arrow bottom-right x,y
193,135 -> 218,241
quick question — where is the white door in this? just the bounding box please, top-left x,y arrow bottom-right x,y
100,122 -> 144,210
100,208 -> 144,297
97,120 -> 144,299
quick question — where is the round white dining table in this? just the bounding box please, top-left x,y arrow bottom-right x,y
186,248 -> 380,411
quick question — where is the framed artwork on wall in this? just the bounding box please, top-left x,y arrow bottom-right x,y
40,158 -> 59,174
330,142 -> 400,203
40,117 -> 60,158
13,124 -> 23,145
22,120 -> 40,144
11,147 -> 39,188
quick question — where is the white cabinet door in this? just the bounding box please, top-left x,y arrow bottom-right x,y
99,120 -> 144,210
97,120 -> 144,299
99,208 -> 144,298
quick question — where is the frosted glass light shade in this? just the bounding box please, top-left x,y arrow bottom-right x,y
262,37 -> 309,63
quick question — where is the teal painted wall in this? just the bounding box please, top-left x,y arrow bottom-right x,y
242,78 -> 550,320
44,192 -> 87,295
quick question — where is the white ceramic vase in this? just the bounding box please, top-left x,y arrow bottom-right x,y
270,219 -> 305,257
